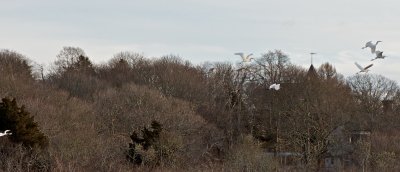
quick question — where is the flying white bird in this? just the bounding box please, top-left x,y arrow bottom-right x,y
371,51 -> 386,61
234,52 -> 254,63
0,130 -> 12,137
355,62 -> 373,74
208,67 -> 215,73
269,83 -> 280,91
236,67 -> 246,72
362,41 -> 382,54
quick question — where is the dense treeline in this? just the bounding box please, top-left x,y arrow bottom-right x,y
1,47 -> 400,171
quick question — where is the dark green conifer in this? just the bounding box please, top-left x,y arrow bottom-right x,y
127,120 -> 163,165
0,97 -> 48,148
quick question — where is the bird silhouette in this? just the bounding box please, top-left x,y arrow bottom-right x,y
371,51 -> 386,61
362,41 -> 382,54
269,83 -> 280,91
0,130 -> 12,137
355,62 -> 373,74
234,52 -> 254,63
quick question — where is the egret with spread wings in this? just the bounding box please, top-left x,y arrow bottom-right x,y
362,41 -> 382,54
355,62 -> 373,74
371,51 -> 386,61
0,130 -> 12,137
234,52 -> 254,63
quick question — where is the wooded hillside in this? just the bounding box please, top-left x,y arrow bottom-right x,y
1,47 -> 399,171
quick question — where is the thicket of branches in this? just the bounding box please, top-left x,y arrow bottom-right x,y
1,47 -> 400,171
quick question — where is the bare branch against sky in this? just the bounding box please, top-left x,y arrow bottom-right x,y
1,0 -> 399,81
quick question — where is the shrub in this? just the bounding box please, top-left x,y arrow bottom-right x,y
0,139 -> 51,172
225,135 -> 279,172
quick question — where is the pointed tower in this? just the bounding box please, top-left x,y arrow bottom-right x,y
307,64 -> 318,78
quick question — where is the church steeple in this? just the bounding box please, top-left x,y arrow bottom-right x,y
307,64 -> 317,78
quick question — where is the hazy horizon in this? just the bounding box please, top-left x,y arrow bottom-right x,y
1,0 -> 400,82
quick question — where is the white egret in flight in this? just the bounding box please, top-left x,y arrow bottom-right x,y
0,130 -> 12,137
208,68 -> 215,73
355,62 -> 373,74
234,53 -> 254,63
362,41 -> 382,54
269,83 -> 280,91
371,51 -> 386,61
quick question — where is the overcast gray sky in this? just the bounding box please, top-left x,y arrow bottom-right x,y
1,0 -> 400,81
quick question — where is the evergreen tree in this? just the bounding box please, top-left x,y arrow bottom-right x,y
69,55 -> 96,75
0,97 -> 48,148
127,120 -> 162,165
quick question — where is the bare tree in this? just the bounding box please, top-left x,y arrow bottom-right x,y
54,46 -> 86,71
251,50 -> 291,84
347,74 -> 399,114
318,62 -> 344,81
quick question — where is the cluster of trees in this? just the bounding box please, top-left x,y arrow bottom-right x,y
0,47 -> 400,171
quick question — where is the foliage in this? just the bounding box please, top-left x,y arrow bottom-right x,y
1,47 -> 400,171
0,97 -> 48,148
372,151 -> 396,170
54,46 -> 86,71
0,140 -> 51,172
226,135 -> 279,172
127,121 -> 162,165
